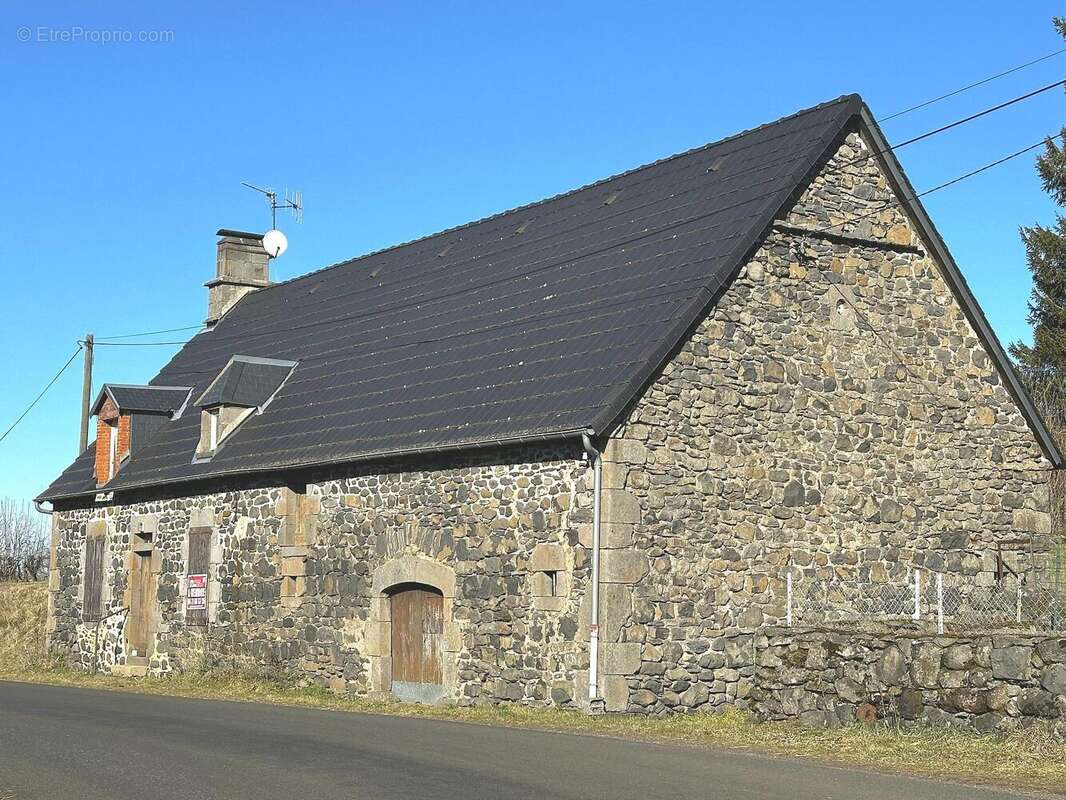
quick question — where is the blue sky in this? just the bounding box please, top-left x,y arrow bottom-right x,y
1,2 -> 1064,503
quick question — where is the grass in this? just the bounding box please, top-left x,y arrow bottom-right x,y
3,582 -> 1066,794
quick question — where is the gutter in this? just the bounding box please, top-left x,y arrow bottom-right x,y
33,499 -> 52,516
580,430 -> 603,709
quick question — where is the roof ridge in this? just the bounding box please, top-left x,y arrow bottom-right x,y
260,94 -> 862,293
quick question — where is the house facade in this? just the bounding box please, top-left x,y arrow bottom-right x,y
40,95 -> 1061,714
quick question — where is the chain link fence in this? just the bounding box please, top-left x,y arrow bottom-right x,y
785,568 -> 1066,633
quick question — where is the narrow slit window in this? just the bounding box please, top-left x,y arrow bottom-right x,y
546,570 -> 558,597
83,537 -> 105,622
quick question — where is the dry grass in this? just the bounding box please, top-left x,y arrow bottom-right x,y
3,582 -> 1066,794
0,581 -> 52,672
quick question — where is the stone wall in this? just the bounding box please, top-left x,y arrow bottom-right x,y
751,625 -> 1066,733
598,129 -> 1054,713
48,442 -> 596,707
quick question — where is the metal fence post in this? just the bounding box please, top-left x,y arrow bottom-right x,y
912,570 -> 921,621
786,572 -> 793,627
936,573 -> 944,635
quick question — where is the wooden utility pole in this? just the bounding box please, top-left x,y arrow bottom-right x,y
79,333 -> 94,454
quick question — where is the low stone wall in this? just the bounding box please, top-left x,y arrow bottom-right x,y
748,624 -> 1066,733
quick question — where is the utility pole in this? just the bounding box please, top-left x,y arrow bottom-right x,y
79,333 -> 94,454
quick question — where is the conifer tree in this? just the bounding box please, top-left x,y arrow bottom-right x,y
1010,18 -> 1066,395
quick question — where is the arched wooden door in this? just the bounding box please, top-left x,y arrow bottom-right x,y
389,583 -> 443,703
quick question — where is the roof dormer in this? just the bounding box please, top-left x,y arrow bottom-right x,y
90,384 -> 191,486
193,355 -> 296,459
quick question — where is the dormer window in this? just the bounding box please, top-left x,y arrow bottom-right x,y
193,355 -> 297,460
89,384 -> 191,487
195,403 -> 253,458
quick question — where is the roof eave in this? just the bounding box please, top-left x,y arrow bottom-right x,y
36,425 -> 594,503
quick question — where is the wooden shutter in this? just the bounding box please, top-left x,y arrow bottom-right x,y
82,537 -> 104,621
186,527 -> 211,625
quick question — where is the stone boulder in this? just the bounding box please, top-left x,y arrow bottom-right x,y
990,646 -> 1032,681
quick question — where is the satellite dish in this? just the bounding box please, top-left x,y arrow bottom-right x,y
262,229 -> 288,258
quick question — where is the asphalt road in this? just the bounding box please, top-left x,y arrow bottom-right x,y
0,681 -> 1043,800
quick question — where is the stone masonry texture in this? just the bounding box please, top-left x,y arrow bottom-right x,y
47,130 -> 1057,730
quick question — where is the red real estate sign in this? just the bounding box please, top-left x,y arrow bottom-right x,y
187,574 -> 207,611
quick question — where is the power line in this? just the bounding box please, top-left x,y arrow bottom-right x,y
888,78 -> 1065,150
94,340 -> 191,347
96,324 -> 205,341
77,82 -> 1066,354
0,346 -> 83,445
878,47 -> 1066,122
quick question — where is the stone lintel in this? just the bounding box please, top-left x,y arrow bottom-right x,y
189,507 -> 214,528
530,542 -> 566,572
131,514 -> 159,534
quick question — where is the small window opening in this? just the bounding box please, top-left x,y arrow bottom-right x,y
546,570 -> 559,596
208,409 -> 219,451
133,530 -> 153,553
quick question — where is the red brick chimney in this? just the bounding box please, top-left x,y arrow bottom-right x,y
94,397 -> 129,485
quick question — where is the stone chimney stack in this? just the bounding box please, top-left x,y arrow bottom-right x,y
205,229 -> 271,325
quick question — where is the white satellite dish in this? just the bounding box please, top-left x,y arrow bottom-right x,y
262,229 -> 288,258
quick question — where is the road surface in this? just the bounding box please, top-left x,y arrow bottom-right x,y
0,681 -> 1041,799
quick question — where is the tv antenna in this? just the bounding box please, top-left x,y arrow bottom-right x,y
242,182 -> 303,227
241,182 -> 303,257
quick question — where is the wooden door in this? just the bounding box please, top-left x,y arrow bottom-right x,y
127,552 -> 154,658
390,584 -> 443,702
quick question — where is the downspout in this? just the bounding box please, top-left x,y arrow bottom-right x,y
581,430 -> 602,707
33,500 -> 53,516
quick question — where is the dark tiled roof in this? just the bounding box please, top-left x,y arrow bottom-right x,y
89,385 -> 191,416
41,95 -> 867,500
195,356 -> 296,409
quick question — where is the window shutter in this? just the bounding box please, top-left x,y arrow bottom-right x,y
186,527 -> 211,625
83,537 -> 104,621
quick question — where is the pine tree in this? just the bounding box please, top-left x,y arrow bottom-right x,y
1010,19 -> 1066,394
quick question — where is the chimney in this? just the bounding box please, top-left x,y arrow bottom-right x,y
205,229 -> 271,324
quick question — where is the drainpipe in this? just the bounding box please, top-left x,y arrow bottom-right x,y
33,500 -> 53,516
581,430 -> 602,706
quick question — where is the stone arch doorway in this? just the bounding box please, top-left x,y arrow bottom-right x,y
368,554 -> 459,703
387,583 -> 444,703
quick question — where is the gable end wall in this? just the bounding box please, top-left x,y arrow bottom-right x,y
597,130 -> 1055,713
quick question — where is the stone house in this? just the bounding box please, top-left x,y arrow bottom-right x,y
38,94 -> 1063,714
